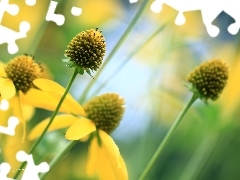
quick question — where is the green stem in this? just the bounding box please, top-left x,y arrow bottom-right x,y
139,93 -> 198,180
14,67 -> 79,179
79,0 -> 150,103
40,141 -> 77,180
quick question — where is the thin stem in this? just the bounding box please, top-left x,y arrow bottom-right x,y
79,0 -> 150,103
40,141 -> 77,179
139,93 -> 198,180
14,68 -> 79,179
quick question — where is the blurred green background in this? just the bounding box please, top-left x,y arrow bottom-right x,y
1,0 -> 240,179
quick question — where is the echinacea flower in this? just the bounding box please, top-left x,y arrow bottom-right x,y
28,93 -> 128,180
0,55 -> 85,140
64,28 -> 106,76
186,59 -> 228,101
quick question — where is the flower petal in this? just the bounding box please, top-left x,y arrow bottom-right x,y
0,61 -> 6,77
47,91 -> 86,116
85,130 -> 128,180
33,78 -> 66,93
33,78 -> 86,116
99,130 -> 122,168
20,89 -> 85,116
28,114 -> 79,140
65,118 -> 96,140
9,95 -> 26,142
85,137 -> 100,176
0,79 -> 16,100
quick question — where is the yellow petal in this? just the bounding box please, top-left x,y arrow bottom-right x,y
47,91 -> 86,116
9,95 -> 26,142
33,78 -> 66,93
21,104 -> 35,121
85,137 -> 100,176
33,78 -> 86,116
0,61 -> 6,77
20,89 -> 69,111
28,114 -> 79,140
99,130 -> 121,167
0,79 -> 16,100
86,131 -> 128,180
20,89 -> 84,115
65,118 -> 96,140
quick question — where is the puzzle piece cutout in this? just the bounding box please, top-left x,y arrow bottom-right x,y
16,151 -> 49,180
0,162 -> 14,180
71,6 -> 82,16
0,99 -> 9,111
46,1 -> 82,25
0,116 -> 19,136
0,0 -> 31,54
25,0 -> 36,6
150,0 -> 240,37
0,151 -> 49,180
0,0 -> 83,53
46,1 -> 65,26
0,21 -> 30,54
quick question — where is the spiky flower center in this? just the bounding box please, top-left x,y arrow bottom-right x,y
187,59 -> 228,101
65,28 -> 106,72
4,54 -> 43,93
83,93 -> 125,134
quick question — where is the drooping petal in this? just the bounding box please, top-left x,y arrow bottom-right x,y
85,137 -> 100,176
9,95 -> 26,142
0,79 -> 16,100
85,130 -> 128,180
33,79 -> 86,116
33,78 -> 66,93
20,89 -> 85,116
47,91 -> 86,116
65,118 -> 96,140
0,61 -> 6,77
99,130 -> 121,167
21,104 -> 35,121
28,114 -> 79,140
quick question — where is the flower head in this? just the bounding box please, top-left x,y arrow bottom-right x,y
83,93 -> 125,134
64,28 -> 106,76
186,59 -> 228,101
4,54 -> 43,93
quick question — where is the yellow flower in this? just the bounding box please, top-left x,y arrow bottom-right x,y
0,55 -> 85,140
28,93 -> 128,180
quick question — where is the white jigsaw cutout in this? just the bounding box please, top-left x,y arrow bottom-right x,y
0,151 -> 49,180
150,0 -> 240,37
0,162 -> 14,180
16,151 -> 49,180
0,0 -> 31,54
0,116 -> 19,136
71,6 -> 82,16
25,0 -> 36,6
129,0 -> 138,3
0,99 -> 9,110
46,1 -> 65,26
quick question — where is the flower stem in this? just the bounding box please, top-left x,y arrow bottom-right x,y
40,140 -> 77,179
79,0 -> 150,103
13,67 -> 79,179
139,93 -> 198,180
